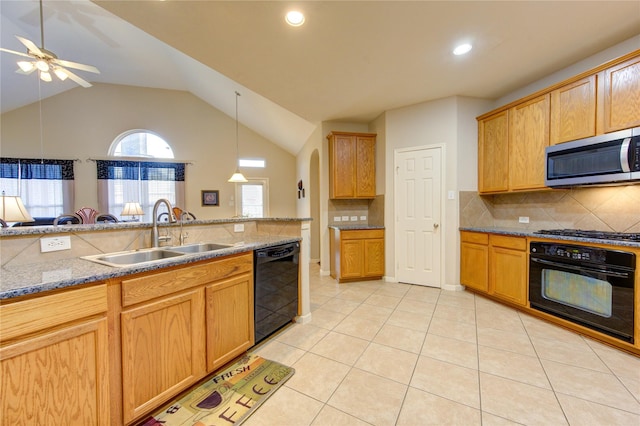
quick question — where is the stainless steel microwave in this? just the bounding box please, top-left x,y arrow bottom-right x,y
545,127 -> 640,187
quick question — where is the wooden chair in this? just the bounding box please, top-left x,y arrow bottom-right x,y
76,207 -> 99,224
54,213 -> 82,226
96,213 -> 119,223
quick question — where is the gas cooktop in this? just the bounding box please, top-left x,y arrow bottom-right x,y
535,229 -> 640,242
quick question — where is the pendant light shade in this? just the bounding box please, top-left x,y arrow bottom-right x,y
228,91 -> 248,183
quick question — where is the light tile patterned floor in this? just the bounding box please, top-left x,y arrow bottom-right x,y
248,264 -> 640,426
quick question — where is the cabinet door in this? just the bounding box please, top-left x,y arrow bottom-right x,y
363,238 -> 385,277
509,94 -> 550,190
460,242 -> 489,292
206,273 -> 254,372
355,135 -> 376,198
121,289 -> 205,424
603,56 -> 640,132
1,318 -> 109,426
330,134 -> 356,198
490,247 -> 527,306
550,75 -> 597,144
340,239 -> 365,279
478,111 -> 509,193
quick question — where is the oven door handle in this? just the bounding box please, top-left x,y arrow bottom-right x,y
530,257 -> 631,278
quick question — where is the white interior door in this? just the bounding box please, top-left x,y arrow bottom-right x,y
395,146 -> 442,287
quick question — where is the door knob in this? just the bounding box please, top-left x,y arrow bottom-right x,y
433,223 -> 439,229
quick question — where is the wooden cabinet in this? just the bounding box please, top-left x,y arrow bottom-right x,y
1,285 -> 109,425
478,110 -> 509,193
120,288 -> 206,424
460,232 -> 527,307
460,231 -> 489,292
603,55 -> 640,132
328,131 -> 376,199
330,228 -> 384,282
509,94 -> 550,191
117,252 -> 254,424
489,235 -> 528,306
206,268 -> 254,371
550,75 -> 597,144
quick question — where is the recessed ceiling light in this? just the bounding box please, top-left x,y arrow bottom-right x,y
285,11 -> 305,27
453,43 -> 472,56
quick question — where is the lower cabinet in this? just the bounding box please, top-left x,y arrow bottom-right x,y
330,228 -> 385,282
117,251 -> 254,424
0,285 -> 109,425
206,272 -> 254,371
460,231 -> 527,307
120,289 -> 206,423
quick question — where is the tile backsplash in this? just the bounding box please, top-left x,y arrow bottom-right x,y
328,195 -> 384,227
460,185 -> 640,233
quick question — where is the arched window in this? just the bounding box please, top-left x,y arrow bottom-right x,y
109,130 -> 174,158
97,130 -> 185,222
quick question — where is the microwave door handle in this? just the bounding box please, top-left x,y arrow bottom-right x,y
620,137 -> 631,172
530,257 -> 630,278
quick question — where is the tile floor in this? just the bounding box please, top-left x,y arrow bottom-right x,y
247,264 -> 640,426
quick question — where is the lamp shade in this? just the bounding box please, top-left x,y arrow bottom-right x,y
228,171 -> 248,183
1,195 -> 34,222
121,202 -> 144,216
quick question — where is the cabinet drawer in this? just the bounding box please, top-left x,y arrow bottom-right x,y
490,235 -> 526,251
122,252 -> 253,306
461,231 -> 489,245
0,284 -> 107,342
340,229 -> 384,240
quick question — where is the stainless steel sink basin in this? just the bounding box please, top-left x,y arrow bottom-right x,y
167,242 -> 233,254
82,248 -> 185,267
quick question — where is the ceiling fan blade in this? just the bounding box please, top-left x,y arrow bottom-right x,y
63,68 -> 93,88
15,36 -> 43,56
0,47 -> 33,58
53,58 -> 100,74
16,67 -> 37,76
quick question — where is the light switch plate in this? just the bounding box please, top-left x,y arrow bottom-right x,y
40,236 -> 71,252
519,216 -> 530,224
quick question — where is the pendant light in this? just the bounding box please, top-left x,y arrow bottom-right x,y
228,91 -> 248,183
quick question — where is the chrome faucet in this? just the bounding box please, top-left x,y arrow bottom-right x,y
179,211 -> 190,245
151,199 -> 176,247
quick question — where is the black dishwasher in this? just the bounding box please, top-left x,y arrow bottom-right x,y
254,242 -> 300,343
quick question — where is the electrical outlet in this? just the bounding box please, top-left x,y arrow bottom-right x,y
341,216 -> 349,221
350,216 -> 358,221
334,216 -> 342,222
234,223 -> 244,232
519,216 -> 530,224
360,215 -> 367,221
40,236 -> 71,253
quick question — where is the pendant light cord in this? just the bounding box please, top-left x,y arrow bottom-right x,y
235,91 -> 240,166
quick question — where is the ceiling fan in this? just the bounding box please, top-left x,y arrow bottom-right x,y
0,0 -> 100,88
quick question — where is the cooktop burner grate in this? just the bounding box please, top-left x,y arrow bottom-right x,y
535,229 -> 640,242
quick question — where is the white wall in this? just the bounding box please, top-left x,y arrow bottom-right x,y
0,83 -> 297,219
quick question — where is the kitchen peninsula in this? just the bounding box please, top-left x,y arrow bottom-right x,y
0,217 -> 311,425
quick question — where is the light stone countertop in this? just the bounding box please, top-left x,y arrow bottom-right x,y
328,225 -> 385,230
460,226 -> 640,249
1,236 -> 301,300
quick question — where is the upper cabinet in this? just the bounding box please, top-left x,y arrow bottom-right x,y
328,131 -> 376,199
508,94 -> 550,191
550,75 -> 597,145
478,49 -> 640,194
603,55 -> 640,132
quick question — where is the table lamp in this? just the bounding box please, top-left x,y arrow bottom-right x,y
0,193 -> 34,227
121,202 -> 144,222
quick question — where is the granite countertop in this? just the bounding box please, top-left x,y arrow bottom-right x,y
0,236 -> 300,300
328,225 -> 385,230
460,226 -> 640,249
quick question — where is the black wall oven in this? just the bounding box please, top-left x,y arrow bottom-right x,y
529,241 -> 635,343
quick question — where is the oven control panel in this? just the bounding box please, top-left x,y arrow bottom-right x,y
530,242 -> 635,269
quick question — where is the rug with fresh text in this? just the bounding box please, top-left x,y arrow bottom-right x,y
139,353 -> 294,426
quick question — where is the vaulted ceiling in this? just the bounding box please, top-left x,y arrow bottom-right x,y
2,1 -> 639,154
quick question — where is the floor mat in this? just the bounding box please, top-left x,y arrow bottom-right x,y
139,353 -> 295,426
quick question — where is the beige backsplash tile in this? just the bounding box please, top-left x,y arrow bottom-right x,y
460,185 -> 640,232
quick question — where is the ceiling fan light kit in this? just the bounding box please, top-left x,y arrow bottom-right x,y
0,0 -> 99,88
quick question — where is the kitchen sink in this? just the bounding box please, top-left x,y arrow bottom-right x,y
167,242 -> 233,253
82,248 -> 186,267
